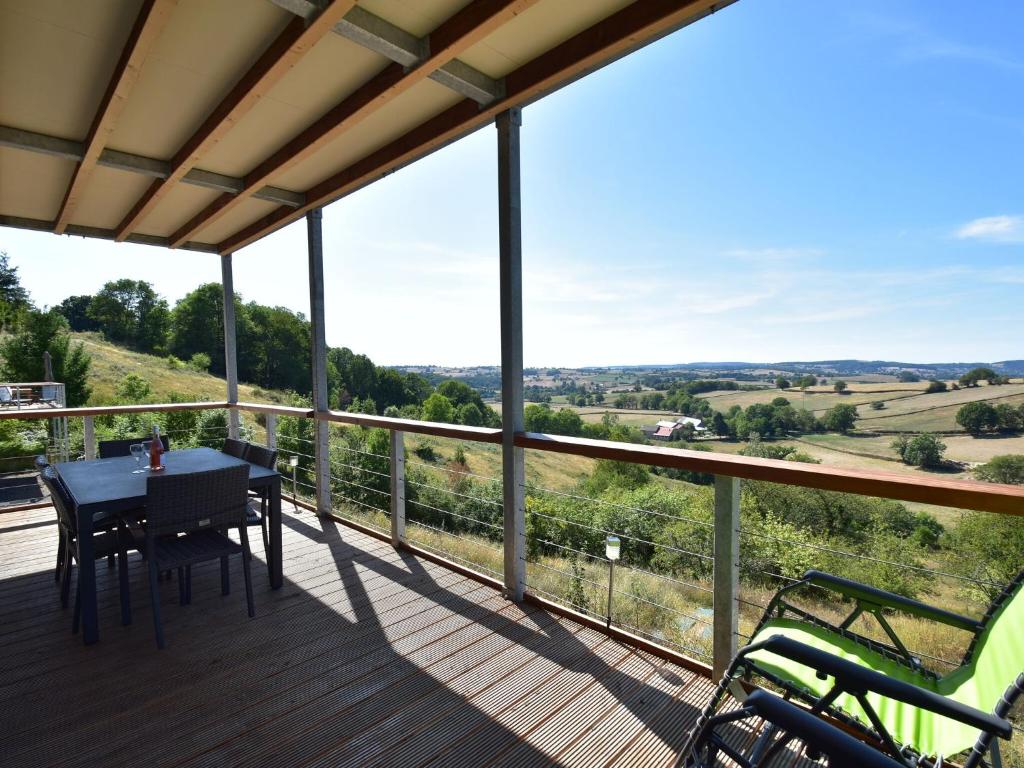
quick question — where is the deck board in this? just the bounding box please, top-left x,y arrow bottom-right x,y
0,504 -> 717,767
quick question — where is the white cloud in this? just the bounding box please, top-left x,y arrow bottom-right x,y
955,215 -> 1024,243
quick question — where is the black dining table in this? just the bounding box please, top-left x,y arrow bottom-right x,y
56,446 -> 282,645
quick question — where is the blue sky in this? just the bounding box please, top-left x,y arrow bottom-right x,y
3,0 -> 1022,367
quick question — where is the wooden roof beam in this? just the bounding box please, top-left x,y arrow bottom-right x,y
217,0 -> 731,255
52,0 -> 177,234
268,1 -> 504,104
168,0 -> 534,249
112,0 -> 356,242
1,215 -> 219,254
0,126 -> 304,208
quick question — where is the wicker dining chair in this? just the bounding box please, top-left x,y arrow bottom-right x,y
135,465 -> 254,649
39,466 -> 134,632
98,435 -> 170,459
221,437 -> 248,459
242,443 -> 278,552
35,455 -> 65,582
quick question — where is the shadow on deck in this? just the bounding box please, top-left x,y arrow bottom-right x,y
0,503 -> 718,767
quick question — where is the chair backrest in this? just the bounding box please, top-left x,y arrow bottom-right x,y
244,443 -> 278,470
955,573 -> 1024,711
222,437 -> 248,459
34,454 -> 49,471
144,465 -> 249,538
98,435 -> 170,459
40,466 -> 76,535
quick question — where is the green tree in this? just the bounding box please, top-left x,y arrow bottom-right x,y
115,373 -> 153,403
833,380 -> 848,394
55,295 -> 99,332
956,401 -> 998,435
170,283 -> 228,376
821,403 -> 857,433
959,367 -> 998,387
993,403 -> 1022,433
924,380 -> 947,394
456,402 -> 482,426
0,251 -> 31,332
0,310 -> 91,406
892,433 -> 946,468
188,352 -> 211,372
794,374 -> 817,389
87,278 -> 170,353
774,376 -> 791,389
421,392 -> 455,423
974,455 -> 1024,485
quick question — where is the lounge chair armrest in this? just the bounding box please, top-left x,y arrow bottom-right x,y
743,690 -> 902,768
749,635 -> 1011,739
801,570 -> 981,632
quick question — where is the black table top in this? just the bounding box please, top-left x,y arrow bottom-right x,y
56,446 -> 279,516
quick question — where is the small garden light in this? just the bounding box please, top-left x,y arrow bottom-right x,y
289,455 -> 299,508
606,535 -> 620,627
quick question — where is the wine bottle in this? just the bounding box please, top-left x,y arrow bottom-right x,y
150,424 -> 163,470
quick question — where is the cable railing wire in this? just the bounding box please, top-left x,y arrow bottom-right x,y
405,459 -> 500,484
406,498 -> 503,532
738,529 -> 1000,588
404,476 -> 502,507
525,482 -> 715,530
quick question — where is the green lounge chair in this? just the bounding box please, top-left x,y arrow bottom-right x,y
690,569 -> 1024,767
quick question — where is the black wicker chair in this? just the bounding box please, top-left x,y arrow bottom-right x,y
135,465 -> 254,649
221,437 -> 248,459
98,435 -> 170,459
35,455 -> 64,582
39,466 -> 134,632
242,443 -> 278,551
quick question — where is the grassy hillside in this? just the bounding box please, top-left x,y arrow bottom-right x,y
72,332 -> 289,405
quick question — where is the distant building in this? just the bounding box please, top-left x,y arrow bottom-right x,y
644,416 -> 706,441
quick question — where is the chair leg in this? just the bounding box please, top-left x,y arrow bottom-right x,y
148,560 -> 165,650
118,545 -> 131,627
55,528 -> 65,582
261,514 -> 269,554
221,556 -> 230,596
107,553 -> 115,569
242,551 -> 255,619
60,545 -> 73,608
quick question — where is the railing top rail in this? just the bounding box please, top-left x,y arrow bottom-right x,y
316,409 -> 503,444
233,401 -> 314,418
516,432 -> 1024,516
0,401 -> 229,421
0,381 -> 63,386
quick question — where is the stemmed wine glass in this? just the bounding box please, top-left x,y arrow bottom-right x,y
130,443 -> 146,473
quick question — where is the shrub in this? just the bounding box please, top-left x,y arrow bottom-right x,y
413,443 -> 437,462
188,352 -> 211,372
892,433 -> 946,468
975,455 -> 1024,485
870,401 -> 885,410
925,380 -> 947,394
822,403 -> 857,433
166,355 -> 185,370
956,401 -> 998,435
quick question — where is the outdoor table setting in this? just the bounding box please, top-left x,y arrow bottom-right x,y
55,446 -> 282,645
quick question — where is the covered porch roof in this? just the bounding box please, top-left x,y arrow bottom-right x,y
0,0 -> 727,255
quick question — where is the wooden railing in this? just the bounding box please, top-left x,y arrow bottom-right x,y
6,399 -> 1023,677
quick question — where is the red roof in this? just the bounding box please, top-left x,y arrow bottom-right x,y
654,426 -> 673,437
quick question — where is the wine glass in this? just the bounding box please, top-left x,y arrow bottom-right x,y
141,440 -> 153,471
130,443 -> 146,473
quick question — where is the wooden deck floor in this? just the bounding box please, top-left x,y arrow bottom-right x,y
0,504 -> 719,768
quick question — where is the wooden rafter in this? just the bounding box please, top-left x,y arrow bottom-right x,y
167,0 -> 538,249
218,0 -> 729,254
52,0 -> 177,234
112,0 -> 357,242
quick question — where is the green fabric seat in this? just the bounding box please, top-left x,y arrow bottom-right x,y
747,580 -> 1024,759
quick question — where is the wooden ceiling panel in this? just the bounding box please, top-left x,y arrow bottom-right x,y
132,183 -> 222,237
199,34 -> 388,178
0,0 -> 144,139
66,167 -> 153,230
0,148 -> 72,222
357,0 -> 475,37
106,0 -> 291,159
458,0 -> 634,76
271,78 -> 463,193
196,197 -> 281,247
